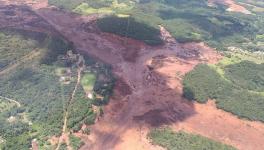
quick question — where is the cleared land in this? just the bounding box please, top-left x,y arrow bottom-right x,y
208,0 -> 251,14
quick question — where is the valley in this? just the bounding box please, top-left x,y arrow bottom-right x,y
0,0 -> 264,150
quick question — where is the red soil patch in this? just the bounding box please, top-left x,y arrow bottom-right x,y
208,0 -> 251,14
31,139 -> 38,150
0,4 -> 58,35
172,100 -> 264,150
102,33 -> 145,62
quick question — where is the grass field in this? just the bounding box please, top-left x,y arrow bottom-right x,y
81,73 -> 96,92
149,128 -> 236,150
73,0 -> 133,15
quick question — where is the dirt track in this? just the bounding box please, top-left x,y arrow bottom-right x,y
56,68 -> 82,150
0,95 -> 21,107
1,1 -> 264,150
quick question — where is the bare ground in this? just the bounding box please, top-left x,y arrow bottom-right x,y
1,1 -> 264,150
208,0 -> 251,14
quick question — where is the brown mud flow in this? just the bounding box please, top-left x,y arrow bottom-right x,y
1,1 -> 264,150
0,4 -> 57,35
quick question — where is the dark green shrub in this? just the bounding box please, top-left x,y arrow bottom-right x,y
97,16 -> 163,45
148,128 -> 236,150
183,63 -> 264,122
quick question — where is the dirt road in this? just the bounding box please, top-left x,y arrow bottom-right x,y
56,68 -> 82,150
1,1 -> 264,150
0,95 -> 21,107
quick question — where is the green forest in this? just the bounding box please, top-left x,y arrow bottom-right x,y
97,16 -> 163,45
149,128 -> 236,150
2,0 -> 264,149
183,61 -> 264,122
0,29 -> 115,149
49,0 -> 264,51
